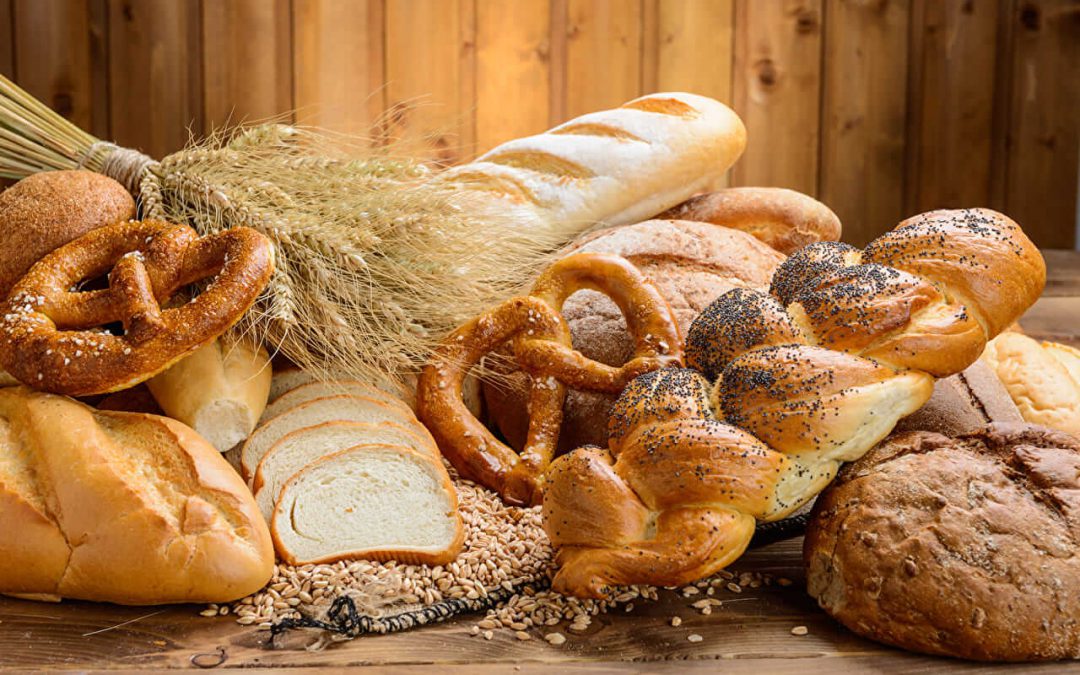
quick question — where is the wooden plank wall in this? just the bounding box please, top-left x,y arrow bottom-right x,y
2,0 -> 1078,248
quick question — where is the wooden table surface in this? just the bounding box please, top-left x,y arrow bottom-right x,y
1,251 -> 1077,673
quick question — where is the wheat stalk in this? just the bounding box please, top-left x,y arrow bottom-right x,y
0,74 -> 565,388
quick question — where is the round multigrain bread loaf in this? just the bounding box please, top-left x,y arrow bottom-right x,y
0,170 -> 136,296
483,218 -> 785,452
805,423 -> 1080,661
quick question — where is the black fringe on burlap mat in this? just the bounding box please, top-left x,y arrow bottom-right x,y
270,514 -> 809,640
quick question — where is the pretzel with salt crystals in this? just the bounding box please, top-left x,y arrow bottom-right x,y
0,219 -> 274,396
417,252 -> 683,506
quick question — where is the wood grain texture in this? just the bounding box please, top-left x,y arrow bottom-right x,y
106,0 -> 202,158
292,0 -> 386,139
820,0 -> 912,245
475,0 -> 551,154
732,0 -> 822,194
905,0 -> 1000,213
2,522 -> 1079,671
13,0 -> 98,133
385,0 -> 476,163
202,0 -> 293,131
995,0 -> 1079,249
563,0 -> 643,120
0,0 -> 14,79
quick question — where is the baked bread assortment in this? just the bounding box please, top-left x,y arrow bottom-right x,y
536,209 -> 1045,597
0,92 -> 1073,663
248,377 -> 464,566
147,338 -> 272,452
981,332 -> 1080,437
805,424 -> 1080,661
0,386 -> 273,604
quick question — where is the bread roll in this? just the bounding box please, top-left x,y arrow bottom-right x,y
0,170 -> 135,297
659,187 -> 842,254
484,219 -> 784,452
981,332 -> 1080,437
805,424 -> 1080,661
147,338 -> 272,452
0,386 -> 273,604
438,92 -> 746,232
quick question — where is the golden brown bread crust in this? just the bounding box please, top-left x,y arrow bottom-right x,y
658,187 -> 842,254
805,424 -> 1080,661
0,387 -> 273,604
862,208 -> 1045,337
484,219 -> 784,452
0,220 -> 275,396
542,208 -> 1045,597
981,333 -> 1080,437
0,171 -> 135,298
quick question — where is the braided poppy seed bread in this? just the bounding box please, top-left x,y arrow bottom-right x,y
542,208 -> 1046,597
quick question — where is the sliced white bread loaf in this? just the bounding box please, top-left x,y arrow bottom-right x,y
239,394 -> 429,480
271,444 -> 464,566
262,380 -> 412,421
268,367 -> 317,403
252,421 -> 436,521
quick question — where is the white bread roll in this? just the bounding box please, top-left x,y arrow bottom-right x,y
437,92 -> 746,231
981,333 -> 1080,437
0,386 -> 273,604
147,338 -> 272,452
271,444 -> 464,566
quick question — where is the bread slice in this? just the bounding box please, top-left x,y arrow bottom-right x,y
239,395 -> 429,480
252,421 -> 435,521
268,368 -> 317,403
271,444 -> 464,565
261,380 -> 411,422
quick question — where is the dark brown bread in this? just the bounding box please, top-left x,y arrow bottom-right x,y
0,170 -> 135,297
805,423 -> 1080,661
895,359 -> 1023,436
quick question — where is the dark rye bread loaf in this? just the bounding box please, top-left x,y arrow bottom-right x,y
805,423 -> 1080,661
894,359 -> 1023,436
483,218 -> 785,452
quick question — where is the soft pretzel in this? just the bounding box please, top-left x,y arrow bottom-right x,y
542,208 -> 1046,597
417,252 -> 682,506
0,220 -> 275,396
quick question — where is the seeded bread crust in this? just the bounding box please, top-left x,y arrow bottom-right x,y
805,423 -> 1080,661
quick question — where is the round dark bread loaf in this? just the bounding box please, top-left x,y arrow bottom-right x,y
805,423 -> 1080,661
483,218 -> 785,452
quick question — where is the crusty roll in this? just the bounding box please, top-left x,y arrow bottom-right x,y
659,187 -> 841,254
0,170 -> 135,297
805,424 -> 1080,661
485,218 -> 784,452
981,332 -> 1080,437
438,93 -> 746,231
862,208 -> 1045,337
0,386 -> 273,605
147,338 -> 272,452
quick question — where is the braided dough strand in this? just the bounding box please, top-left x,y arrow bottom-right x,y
544,208 -> 1046,597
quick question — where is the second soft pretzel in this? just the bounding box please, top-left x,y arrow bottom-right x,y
0,220 -> 275,396
417,252 -> 682,506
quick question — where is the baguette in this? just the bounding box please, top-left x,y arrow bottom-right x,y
146,338 -> 272,452
438,92 -> 746,232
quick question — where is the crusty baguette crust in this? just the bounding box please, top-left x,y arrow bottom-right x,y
0,386 -> 274,604
270,444 -> 464,566
147,338 -> 272,452
438,92 -> 746,231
